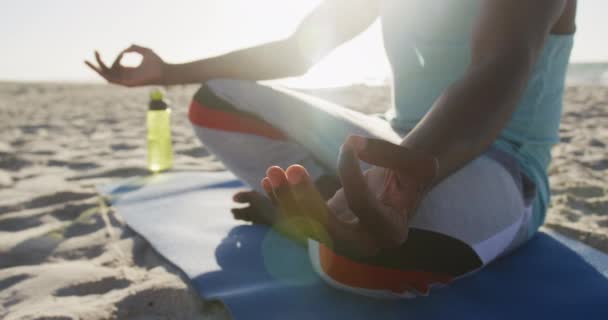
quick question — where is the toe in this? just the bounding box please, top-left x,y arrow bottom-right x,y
260,177 -> 275,202
232,207 -> 266,224
285,164 -> 308,185
285,165 -> 315,201
233,190 -> 256,203
231,207 -> 252,222
267,166 -> 288,188
265,166 -> 299,215
286,165 -> 320,203
231,190 -> 277,225
286,165 -> 332,242
264,167 -> 290,207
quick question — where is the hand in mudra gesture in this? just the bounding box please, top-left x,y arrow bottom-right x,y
259,136 -> 438,257
85,44 -> 165,87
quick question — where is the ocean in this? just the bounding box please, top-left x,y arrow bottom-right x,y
567,62 -> 608,86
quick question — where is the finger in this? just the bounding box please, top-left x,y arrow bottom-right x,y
338,143 -> 374,215
111,51 -> 125,69
124,44 -> 152,55
84,61 -> 111,81
84,60 -> 103,75
84,60 -> 100,73
94,51 -> 109,72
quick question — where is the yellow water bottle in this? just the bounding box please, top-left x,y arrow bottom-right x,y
147,89 -> 173,173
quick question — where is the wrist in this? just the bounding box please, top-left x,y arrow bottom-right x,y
159,62 -> 173,86
397,143 -> 440,189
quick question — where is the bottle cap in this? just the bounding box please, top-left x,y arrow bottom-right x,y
149,89 -> 169,110
150,89 -> 164,101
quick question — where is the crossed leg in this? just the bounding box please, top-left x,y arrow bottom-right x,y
189,79 -> 399,226
189,79 -> 534,297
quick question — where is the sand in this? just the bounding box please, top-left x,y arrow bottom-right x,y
545,86 -> 608,251
0,82 -> 606,319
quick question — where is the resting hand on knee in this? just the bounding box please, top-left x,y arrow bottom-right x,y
259,135 -> 438,257
334,136 -> 438,250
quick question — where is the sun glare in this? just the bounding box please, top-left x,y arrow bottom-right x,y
210,0 -> 391,89
281,21 -> 391,89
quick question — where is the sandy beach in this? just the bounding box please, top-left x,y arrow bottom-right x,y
0,82 -> 606,319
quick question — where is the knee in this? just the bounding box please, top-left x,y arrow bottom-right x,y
192,78 -> 229,105
189,78 -> 279,138
189,78 -> 248,121
191,79 -> 263,114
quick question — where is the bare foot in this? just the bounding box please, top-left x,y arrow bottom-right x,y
259,165 -> 332,244
231,190 -> 277,225
230,165 -> 381,256
230,172 -> 341,226
261,165 -> 381,256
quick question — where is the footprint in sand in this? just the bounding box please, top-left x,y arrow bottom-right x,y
589,138 -> 606,148
0,213 -> 44,232
559,185 -> 605,198
54,276 -> 131,297
50,202 -> 99,221
0,201 -> 97,232
0,274 -> 29,292
110,143 -> 139,151
67,167 -> 151,181
47,159 -> 100,171
0,155 -> 32,171
0,169 -> 14,188
176,146 -> 210,158
0,191 -> 96,214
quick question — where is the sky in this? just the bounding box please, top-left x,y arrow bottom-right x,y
1,0 -> 607,87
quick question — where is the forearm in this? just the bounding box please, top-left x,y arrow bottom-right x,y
401,54 -> 532,182
161,38 -> 309,85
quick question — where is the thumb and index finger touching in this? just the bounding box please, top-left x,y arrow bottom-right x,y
122,44 -> 153,56
107,44 -> 153,69
84,44 -> 151,71
338,136 -> 410,197
338,136 -> 412,213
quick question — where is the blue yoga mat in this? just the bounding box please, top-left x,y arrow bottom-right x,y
99,171 -> 608,320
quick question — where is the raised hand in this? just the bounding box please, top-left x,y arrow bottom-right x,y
84,45 -> 165,87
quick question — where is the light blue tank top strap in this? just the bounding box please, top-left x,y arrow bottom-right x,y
380,0 -> 574,236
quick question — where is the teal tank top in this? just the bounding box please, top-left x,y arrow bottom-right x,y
380,0 -> 574,233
